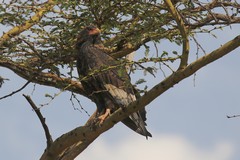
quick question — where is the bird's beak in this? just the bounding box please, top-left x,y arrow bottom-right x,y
89,28 -> 101,35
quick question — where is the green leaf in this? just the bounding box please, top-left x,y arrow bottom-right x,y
161,51 -> 168,57
135,79 -> 146,85
172,51 -> 178,55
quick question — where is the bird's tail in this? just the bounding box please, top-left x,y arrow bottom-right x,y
121,111 -> 152,139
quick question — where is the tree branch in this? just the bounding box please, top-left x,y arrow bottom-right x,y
0,0 -> 56,47
164,0 -> 189,70
0,59 -> 86,96
227,114 -> 240,118
0,81 -> 30,100
189,13 -> 240,29
40,35 -> 240,160
192,1 -> 240,12
0,52 -> 179,99
23,94 -> 53,148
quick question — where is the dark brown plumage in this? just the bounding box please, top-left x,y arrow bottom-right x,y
76,25 -> 151,138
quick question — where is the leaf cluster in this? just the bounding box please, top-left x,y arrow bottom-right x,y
0,0 -> 239,92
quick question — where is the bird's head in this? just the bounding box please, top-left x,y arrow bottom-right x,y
76,25 -> 101,48
86,25 -> 101,36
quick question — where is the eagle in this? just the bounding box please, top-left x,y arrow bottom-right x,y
76,25 -> 152,138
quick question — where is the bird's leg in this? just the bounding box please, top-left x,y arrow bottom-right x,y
120,104 -> 127,112
98,108 -> 111,124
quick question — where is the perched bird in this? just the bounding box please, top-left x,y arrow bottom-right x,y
76,25 -> 152,138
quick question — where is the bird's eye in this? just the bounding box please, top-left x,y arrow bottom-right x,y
87,27 -> 94,31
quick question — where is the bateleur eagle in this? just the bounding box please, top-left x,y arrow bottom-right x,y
76,25 -> 152,138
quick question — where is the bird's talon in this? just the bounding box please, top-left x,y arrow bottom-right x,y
98,115 -> 107,125
98,108 -> 111,125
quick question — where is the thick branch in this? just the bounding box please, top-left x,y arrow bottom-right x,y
0,53 -> 178,98
164,0 -> 189,70
0,59 -> 86,96
40,35 -> 240,160
0,0 -> 56,47
23,94 -> 53,148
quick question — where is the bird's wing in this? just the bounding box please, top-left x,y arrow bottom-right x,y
85,45 -> 135,103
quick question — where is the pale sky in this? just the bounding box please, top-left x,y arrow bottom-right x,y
0,24 -> 240,160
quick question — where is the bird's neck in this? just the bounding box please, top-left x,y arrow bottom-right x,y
77,35 -> 101,49
90,35 -> 101,45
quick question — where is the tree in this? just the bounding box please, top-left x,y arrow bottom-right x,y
0,0 -> 240,159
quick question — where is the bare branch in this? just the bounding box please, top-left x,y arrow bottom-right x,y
70,92 -> 90,116
0,81 -> 30,100
23,94 -> 53,148
227,114 -> 240,118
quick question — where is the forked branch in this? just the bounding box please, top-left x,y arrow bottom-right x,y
23,94 -> 53,148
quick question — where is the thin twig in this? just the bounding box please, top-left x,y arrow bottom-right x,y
39,84 -> 72,107
159,62 -> 167,78
135,62 -> 156,77
194,0 -> 218,22
18,37 -> 44,61
31,83 -> 37,95
70,92 -> 90,116
221,3 -> 231,26
0,81 -> 30,100
227,114 -> 240,119
23,94 -> 53,148
192,36 -> 206,55
161,60 -> 175,73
